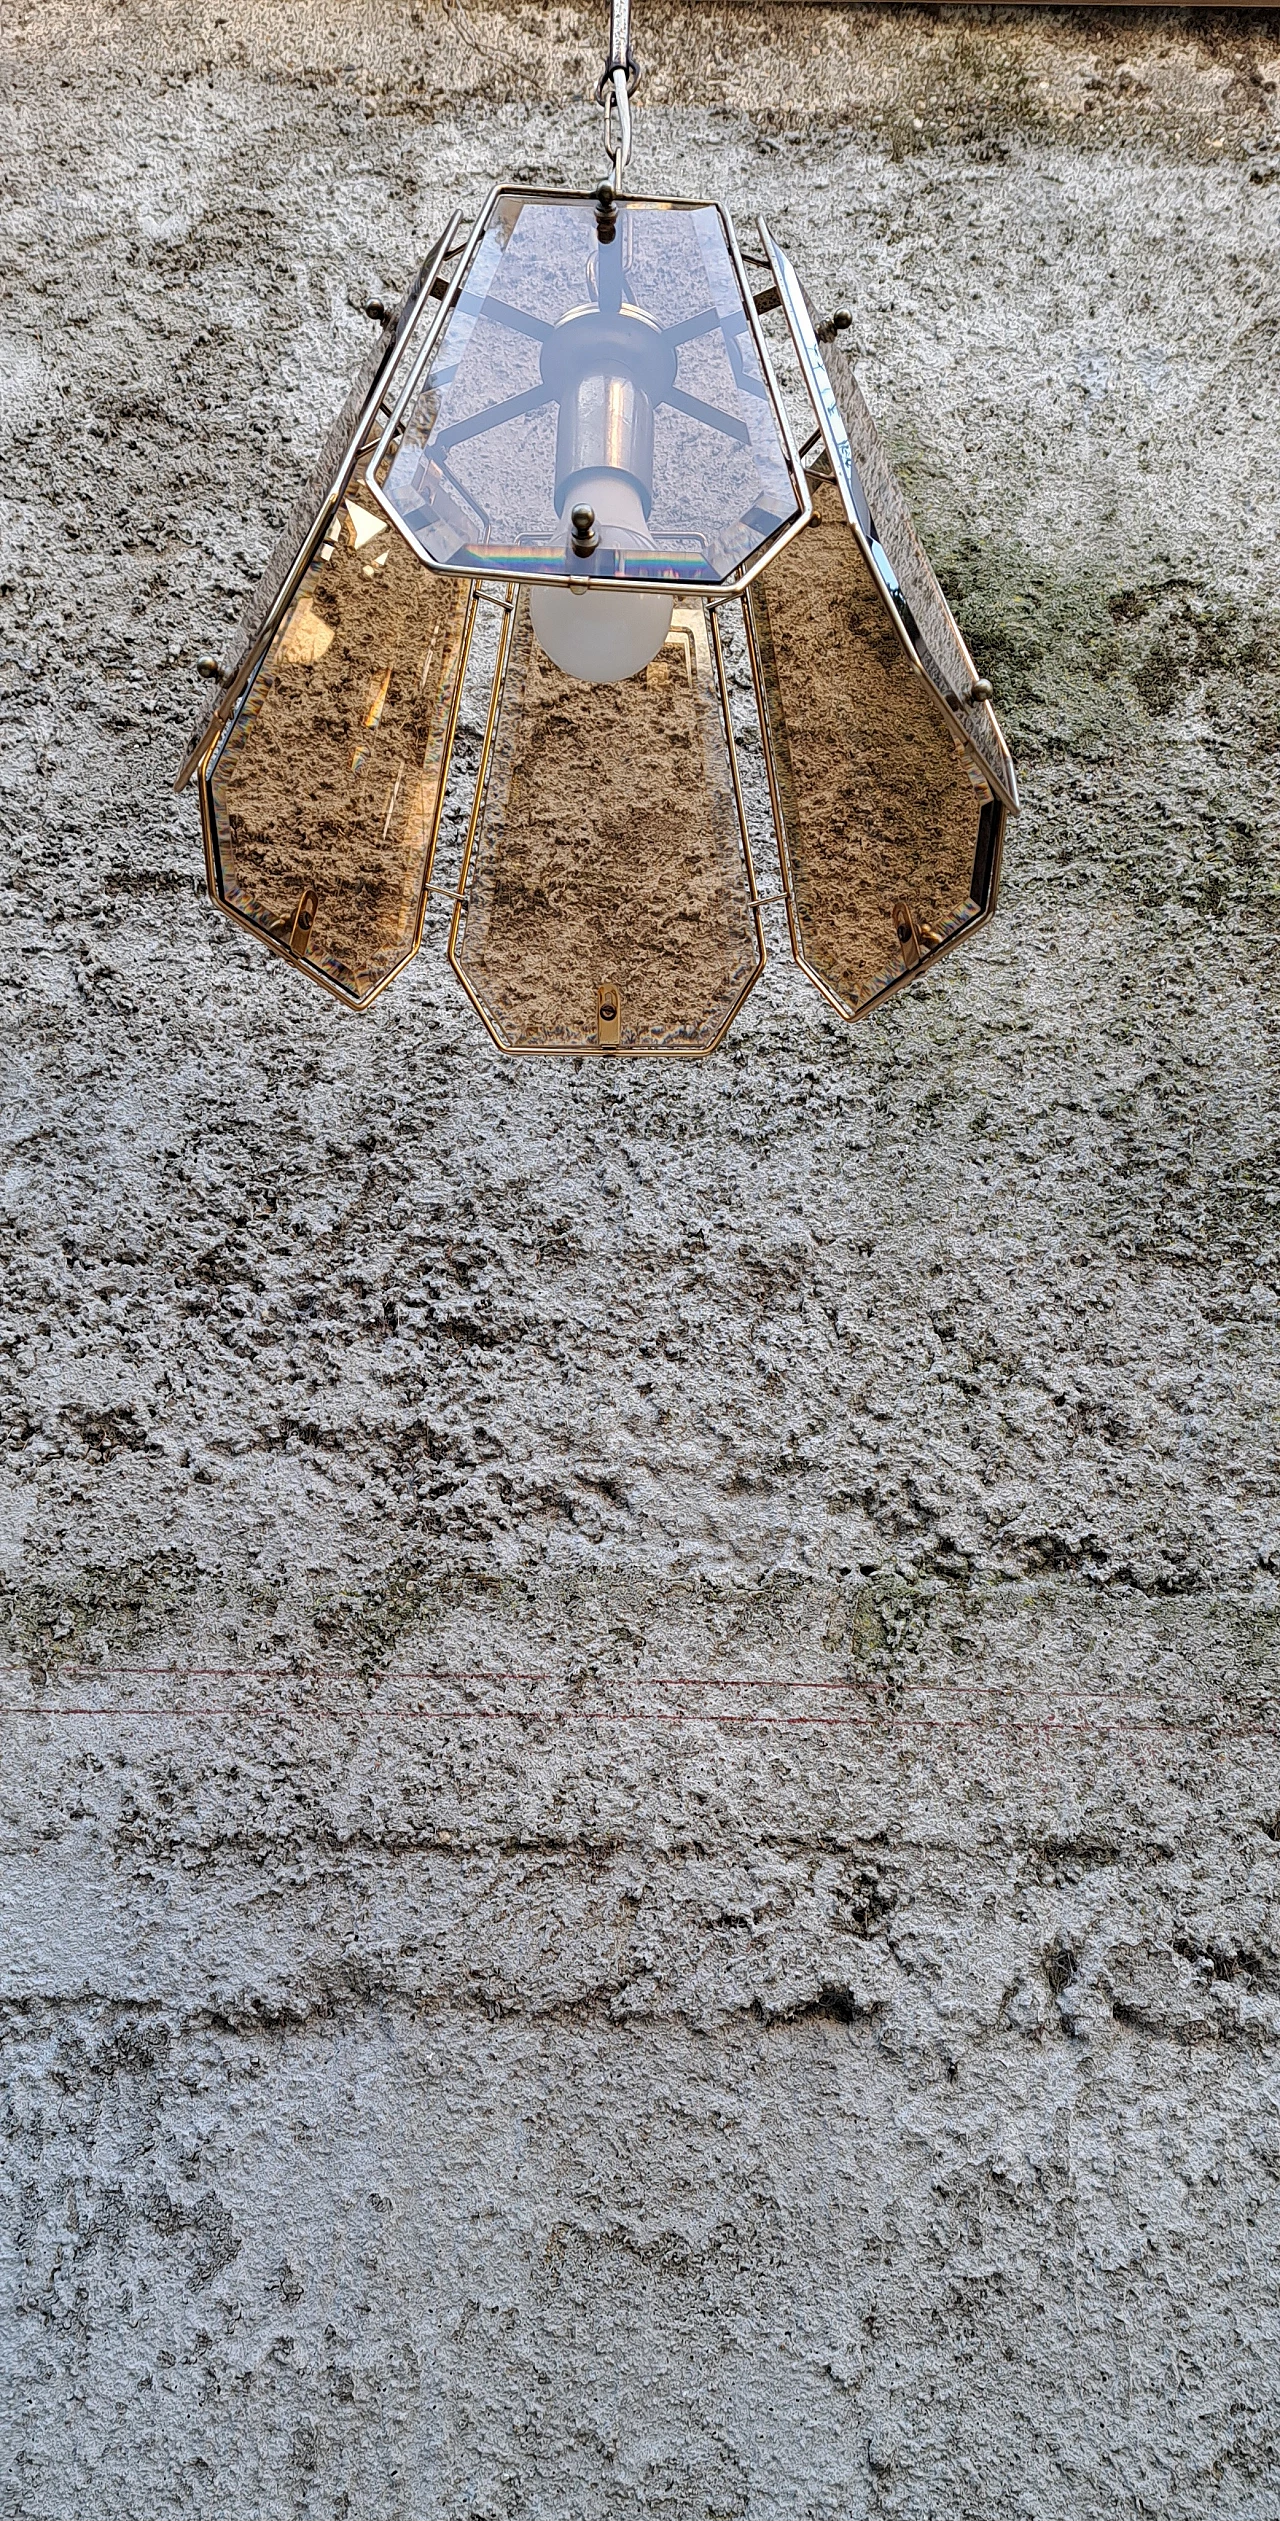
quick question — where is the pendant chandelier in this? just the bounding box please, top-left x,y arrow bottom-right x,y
176,3 -> 1016,1059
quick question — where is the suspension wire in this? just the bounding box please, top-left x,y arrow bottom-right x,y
596,0 -> 639,191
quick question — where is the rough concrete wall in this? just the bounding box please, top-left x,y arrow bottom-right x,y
3,3 -> 1280,2514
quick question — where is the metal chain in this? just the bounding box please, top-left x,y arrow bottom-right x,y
595,0 -> 639,190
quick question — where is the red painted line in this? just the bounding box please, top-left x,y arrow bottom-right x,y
0,1704 -> 1270,1738
0,1666 -> 1221,1703
0,1666 -> 862,1690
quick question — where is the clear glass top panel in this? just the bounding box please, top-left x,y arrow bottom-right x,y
374,192 -> 804,588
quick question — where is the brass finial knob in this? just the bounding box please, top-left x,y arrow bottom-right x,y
570,504 -> 599,557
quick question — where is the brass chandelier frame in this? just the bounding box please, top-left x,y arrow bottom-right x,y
176,0 -> 1018,1053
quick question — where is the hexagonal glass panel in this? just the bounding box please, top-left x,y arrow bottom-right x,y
749,475 -> 1003,1021
369,190 -> 807,592
178,213 -> 468,795
202,496 -> 472,1009
451,595 -> 764,1055
758,220 -> 1017,813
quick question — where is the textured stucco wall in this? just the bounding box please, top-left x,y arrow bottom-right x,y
4,4 -> 1280,2514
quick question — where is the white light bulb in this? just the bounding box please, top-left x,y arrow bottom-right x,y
530,582 -> 674,684
529,471 -> 673,685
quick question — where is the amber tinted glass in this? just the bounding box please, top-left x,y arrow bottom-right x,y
822,362 -> 1017,808
179,221 -> 466,794
751,476 -> 989,1019
373,192 -> 802,588
452,598 -> 763,1055
758,224 -> 1015,811
205,497 -> 470,1007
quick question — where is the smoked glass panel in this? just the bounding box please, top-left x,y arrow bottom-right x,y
372,191 -> 804,588
752,476 -> 993,1020
452,597 -> 763,1055
758,223 -> 1017,810
178,215 -> 464,793
204,495 -> 470,1008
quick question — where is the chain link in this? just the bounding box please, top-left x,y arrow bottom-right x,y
595,0 -> 639,190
